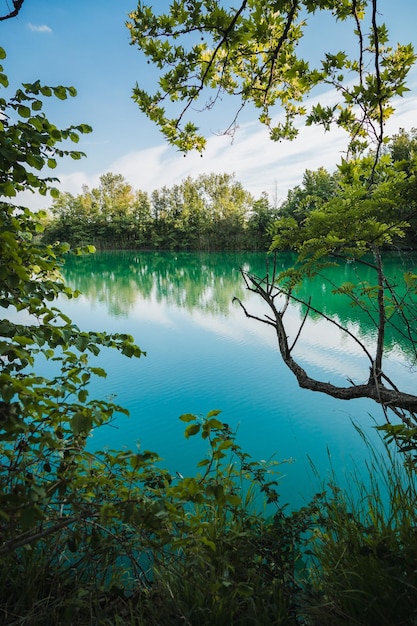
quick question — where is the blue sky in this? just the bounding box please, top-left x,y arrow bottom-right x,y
2,0 -> 417,210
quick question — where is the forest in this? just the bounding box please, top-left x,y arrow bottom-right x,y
2,0 -> 417,624
43,128 -> 417,252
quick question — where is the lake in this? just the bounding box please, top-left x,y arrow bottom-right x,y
58,250 -> 417,508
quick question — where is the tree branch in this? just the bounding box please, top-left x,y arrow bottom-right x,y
0,0 -> 24,22
0,516 -> 76,556
240,268 -> 417,421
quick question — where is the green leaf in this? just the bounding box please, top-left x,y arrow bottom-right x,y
1,385 -> 14,403
31,99 -> 43,111
0,182 -> 17,197
180,413 -> 196,423
226,494 -> 242,506
199,536 -> 216,551
184,423 -> 200,438
40,85 -> 52,97
78,389 -> 88,403
91,367 -> 106,378
71,412 -> 93,436
17,105 -> 31,118
13,335 -> 35,346
207,418 -> 224,430
53,86 -> 68,100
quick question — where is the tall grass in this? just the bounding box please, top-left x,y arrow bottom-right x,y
304,423 -> 417,625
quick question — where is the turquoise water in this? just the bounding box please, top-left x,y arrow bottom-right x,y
58,250 -> 417,508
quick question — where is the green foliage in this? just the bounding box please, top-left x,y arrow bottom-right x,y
0,50 -> 309,625
0,47 -> 144,566
133,412 -> 305,625
127,0 -> 417,431
2,13 -> 417,623
2,400 -> 417,625
381,127 -> 417,247
44,171 -> 274,251
0,49 -> 91,198
0,406 -> 313,625
245,134 -> 417,436
277,167 -> 340,224
270,146 -> 416,260
128,1 -> 415,155
306,429 -> 417,625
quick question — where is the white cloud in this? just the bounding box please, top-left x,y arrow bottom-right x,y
17,81 -> 417,212
56,170 -> 101,195
27,22 -> 52,34
98,119 -> 345,203
80,84 -> 417,204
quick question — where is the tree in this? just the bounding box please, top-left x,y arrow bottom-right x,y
278,167 -> 340,223
46,171 -> 258,251
47,173 -> 149,248
0,41 -> 308,623
45,190 -> 95,245
2,9 -> 417,623
383,128 -> 417,247
194,172 -> 254,249
239,153 -> 417,411
0,47 -> 148,557
128,1 -> 417,439
246,193 -> 279,249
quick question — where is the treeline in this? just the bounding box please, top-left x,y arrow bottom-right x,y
43,172 -> 278,251
43,129 -> 417,251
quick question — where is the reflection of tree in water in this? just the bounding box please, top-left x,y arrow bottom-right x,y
61,250 -> 417,360
293,252 -> 417,360
61,251 -> 271,318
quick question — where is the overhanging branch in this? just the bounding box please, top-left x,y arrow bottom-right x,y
238,268 -> 417,421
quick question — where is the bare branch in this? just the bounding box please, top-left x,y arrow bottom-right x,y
0,0 -> 24,22
0,516 -> 76,556
289,296 -> 310,354
240,267 -> 417,422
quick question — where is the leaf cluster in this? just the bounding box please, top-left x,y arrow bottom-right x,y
0,48 -> 92,198
128,1 -> 415,155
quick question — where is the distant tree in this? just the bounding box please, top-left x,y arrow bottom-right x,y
47,174 -> 151,248
383,128 -> 417,247
47,171 -> 258,251
45,191 -> 93,245
195,172 -> 254,249
278,167 -> 340,223
245,193 -> 278,250
131,188 -> 153,247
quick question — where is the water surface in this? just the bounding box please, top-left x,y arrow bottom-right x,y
59,250 -> 417,507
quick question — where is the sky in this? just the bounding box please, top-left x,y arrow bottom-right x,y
1,0 -> 417,211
